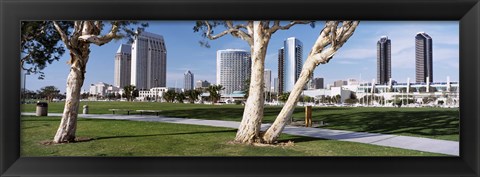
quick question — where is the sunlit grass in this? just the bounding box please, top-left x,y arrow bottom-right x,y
21,116 -> 443,156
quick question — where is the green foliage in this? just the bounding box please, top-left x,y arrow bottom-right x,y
163,90 -> 177,103
359,95 -> 386,105
184,90 -> 202,103
37,86 -> 60,102
344,99 -> 358,104
299,95 -> 314,103
175,92 -> 186,103
423,96 -> 437,104
21,21 -> 73,79
234,100 -> 243,105
278,92 -> 290,103
123,85 -> 136,101
206,85 -> 224,104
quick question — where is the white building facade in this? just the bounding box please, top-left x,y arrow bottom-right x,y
131,28 -> 167,90
138,87 -> 175,101
216,49 -> 251,94
264,69 -> 272,92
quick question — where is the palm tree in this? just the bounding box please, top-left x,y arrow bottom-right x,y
175,92 -> 186,103
163,90 -> 176,103
207,85 -> 224,104
278,92 -> 290,103
185,90 -> 201,103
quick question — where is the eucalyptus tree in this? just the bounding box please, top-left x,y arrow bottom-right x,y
195,21 -> 313,143
22,21 -> 148,143
262,21 -> 359,143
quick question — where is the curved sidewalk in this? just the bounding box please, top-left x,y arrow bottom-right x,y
22,112 -> 459,156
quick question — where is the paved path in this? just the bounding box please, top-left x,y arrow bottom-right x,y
22,113 -> 459,156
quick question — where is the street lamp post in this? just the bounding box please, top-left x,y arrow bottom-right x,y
154,79 -> 158,102
23,72 -> 30,104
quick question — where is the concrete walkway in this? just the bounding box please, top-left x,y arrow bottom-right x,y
22,112 -> 459,156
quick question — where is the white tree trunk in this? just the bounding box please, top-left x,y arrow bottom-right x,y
262,21 -> 359,143
234,21 -> 270,143
53,52 -> 88,143
262,59 -> 316,143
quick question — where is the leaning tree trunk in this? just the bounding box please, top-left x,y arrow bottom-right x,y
53,48 -> 89,143
262,59 -> 316,143
262,21 -> 360,143
234,21 -> 270,143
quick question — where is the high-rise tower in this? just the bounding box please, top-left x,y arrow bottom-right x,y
131,28 -> 167,90
184,70 -> 194,91
216,49 -> 251,94
377,36 -> 391,85
278,37 -> 303,93
415,32 -> 433,83
264,69 -> 272,92
114,44 -> 131,88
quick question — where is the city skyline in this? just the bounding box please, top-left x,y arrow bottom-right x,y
23,21 -> 459,93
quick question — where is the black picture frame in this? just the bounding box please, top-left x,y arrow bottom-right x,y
1,0 -> 479,176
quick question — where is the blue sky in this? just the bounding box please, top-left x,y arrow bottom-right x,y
24,21 -> 459,93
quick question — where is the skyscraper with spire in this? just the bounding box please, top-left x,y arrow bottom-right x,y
114,44 -> 132,88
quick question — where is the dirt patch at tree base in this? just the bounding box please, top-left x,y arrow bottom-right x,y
227,140 -> 295,147
40,137 -> 93,145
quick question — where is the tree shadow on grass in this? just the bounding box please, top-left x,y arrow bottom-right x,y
93,129 -> 237,141
40,129 -> 238,145
315,109 -> 459,138
159,107 -> 352,123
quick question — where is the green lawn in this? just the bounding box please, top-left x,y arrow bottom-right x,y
21,116 -> 443,156
22,101 -> 459,141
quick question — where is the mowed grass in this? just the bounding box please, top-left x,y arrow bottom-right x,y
21,116 -> 443,156
22,101 -> 459,141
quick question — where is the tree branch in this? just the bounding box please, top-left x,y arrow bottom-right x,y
309,21 -> 360,65
204,21 -> 233,40
78,21 -> 120,46
52,21 -> 72,49
204,21 -> 253,46
269,20 -> 311,34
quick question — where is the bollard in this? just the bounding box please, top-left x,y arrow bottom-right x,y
305,106 -> 312,127
83,105 -> 89,114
